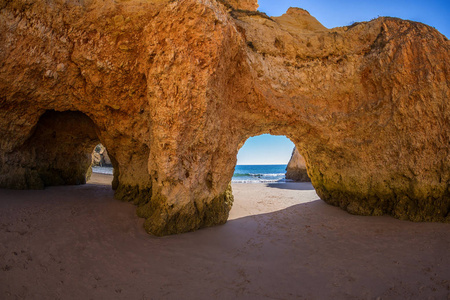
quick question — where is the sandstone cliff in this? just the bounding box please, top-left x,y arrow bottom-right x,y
224,0 -> 258,11
286,148 -> 310,182
0,0 -> 449,235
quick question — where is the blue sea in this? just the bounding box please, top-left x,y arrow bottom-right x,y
92,164 -> 289,183
232,164 -> 288,183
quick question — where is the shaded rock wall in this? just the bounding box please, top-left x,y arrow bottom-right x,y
0,0 -> 449,235
0,111 -> 99,189
286,148 -> 310,182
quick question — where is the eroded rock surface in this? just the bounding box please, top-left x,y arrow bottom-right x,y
0,0 -> 449,235
286,148 -> 310,182
225,0 -> 258,11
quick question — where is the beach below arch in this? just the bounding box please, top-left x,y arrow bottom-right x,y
1,173 -> 449,299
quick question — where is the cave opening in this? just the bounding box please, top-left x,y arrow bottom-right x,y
14,110 -> 114,189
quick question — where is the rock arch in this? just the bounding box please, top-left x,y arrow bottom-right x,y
0,0 -> 449,235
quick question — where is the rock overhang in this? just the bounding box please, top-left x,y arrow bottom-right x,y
0,0 -> 449,235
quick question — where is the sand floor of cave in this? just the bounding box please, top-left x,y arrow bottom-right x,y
0,173 -> 449,299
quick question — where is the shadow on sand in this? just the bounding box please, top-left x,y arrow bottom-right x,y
266,181 -> 315,191
0,181 -> 449,299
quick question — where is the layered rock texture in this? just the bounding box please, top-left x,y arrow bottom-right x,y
0,0 -> 449,235
286,148 -> 311,182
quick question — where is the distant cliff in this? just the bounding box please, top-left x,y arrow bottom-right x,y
285,148 -> 310,182
92,144 -> 112,167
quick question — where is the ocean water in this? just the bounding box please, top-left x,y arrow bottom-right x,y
92,164 -> 289,183
92,166 -> 113,175
232,164 -> 288,183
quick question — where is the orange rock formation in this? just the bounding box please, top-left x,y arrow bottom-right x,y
286,148 -> 310,182
0,0 -> 449,235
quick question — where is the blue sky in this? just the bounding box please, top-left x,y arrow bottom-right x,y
237,134 -> 295,165
258,0 -> 449,37
237,0 -> 449,165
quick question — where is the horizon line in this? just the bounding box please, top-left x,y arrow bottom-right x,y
236,163 -> 288,166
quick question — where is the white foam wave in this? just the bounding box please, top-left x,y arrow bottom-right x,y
92,166 -> 113,175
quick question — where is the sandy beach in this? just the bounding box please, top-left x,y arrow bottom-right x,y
1,173 -> 449,299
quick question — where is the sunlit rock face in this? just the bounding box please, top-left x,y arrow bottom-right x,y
225,0 -> 258,11
0,0 -> 449,235
286,148 -> 310,182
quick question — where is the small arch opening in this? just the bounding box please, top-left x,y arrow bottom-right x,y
90,143 -> 113,173
87,143 -> 115,186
